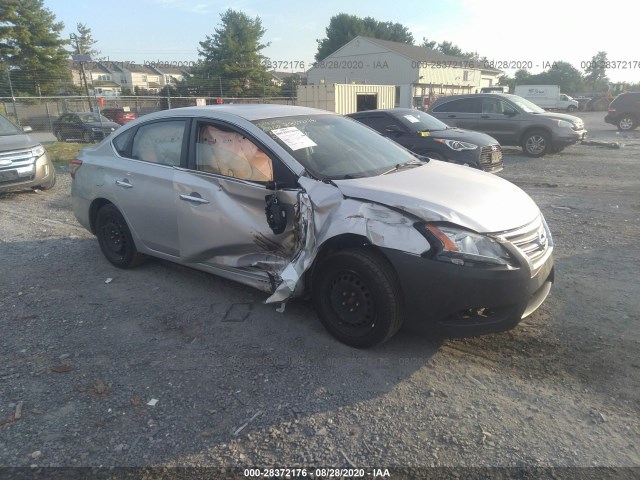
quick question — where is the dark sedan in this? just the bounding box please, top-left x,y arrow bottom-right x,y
53,112 -> 120,143
347,108 -> 503,173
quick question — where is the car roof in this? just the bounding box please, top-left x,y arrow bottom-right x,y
137,104 -> 335,122
347,108 -> 416,117
432,93 -> 517,104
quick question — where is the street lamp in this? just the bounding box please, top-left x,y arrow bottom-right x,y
70,33 -> 93,112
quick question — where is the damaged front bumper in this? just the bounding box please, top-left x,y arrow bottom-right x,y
379,247 -> 554,337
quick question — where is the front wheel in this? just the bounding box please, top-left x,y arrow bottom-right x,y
567,105 -> 577,112
55,130 -> 64,142
95,204 -> 146,269
83,131 -> 93,143
617,116 -> 637,131
312,248 -> 404,348
522,130 -> 551,157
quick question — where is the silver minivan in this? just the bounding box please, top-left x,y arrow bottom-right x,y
71,105 -> 554,348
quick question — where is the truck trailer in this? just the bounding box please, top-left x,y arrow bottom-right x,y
514,85 -> 578,112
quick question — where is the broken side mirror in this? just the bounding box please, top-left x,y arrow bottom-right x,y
265,193 -> 287,234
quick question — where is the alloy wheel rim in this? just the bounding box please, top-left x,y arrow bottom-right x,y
527,136 -> 546,154
620,118 -> 633,130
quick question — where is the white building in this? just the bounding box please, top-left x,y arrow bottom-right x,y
307,36 -> 503,109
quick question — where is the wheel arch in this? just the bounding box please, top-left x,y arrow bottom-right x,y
519,126 -> 553,146
304,233 -> 394,295
89,198 -> 114,234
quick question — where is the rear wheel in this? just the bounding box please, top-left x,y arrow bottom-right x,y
95,204 -> 146,269
83,131 -> 93,143
617,116 -> 637,131
312,248 -> 404,348
522,130 -> 551,157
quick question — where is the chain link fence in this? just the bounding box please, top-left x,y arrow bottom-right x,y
0,95 -> 296,132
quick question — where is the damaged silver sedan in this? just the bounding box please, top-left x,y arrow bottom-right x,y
71,105 -> 554,348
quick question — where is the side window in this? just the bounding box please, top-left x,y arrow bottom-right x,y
131,120 -> 186,166
112,128 -> 134,156
501,101 -> 518,114
195,123 -> 273,183
432,98 -> 481,113
354,114 -> 396,133
482,98 -> 502,114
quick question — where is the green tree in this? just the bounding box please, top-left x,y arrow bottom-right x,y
72,23 -> 100,59
420,37 -> 437,49
519,61 -> 585,94
280,73 -> 303,97
584,51 -> 609,91
194,9 -> 278,97
0,0 -> 70,96
315,13 -> 414,61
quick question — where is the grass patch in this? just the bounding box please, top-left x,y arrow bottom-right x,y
46,142 -> 94,168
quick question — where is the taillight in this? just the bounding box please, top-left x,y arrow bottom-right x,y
70,159 -> 83,178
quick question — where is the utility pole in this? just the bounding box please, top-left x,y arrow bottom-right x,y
70,33 -> 93,112
6,68 -> 19,125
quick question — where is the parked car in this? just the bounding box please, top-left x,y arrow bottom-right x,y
53,112 -> 120,143
604,92 -> 640,131
70,105 -> 554,348
101,107 -> 137,125
429,94 -> 587,157
25,114 -> 58,131
347,108 -> 503,173
0,114 -> 56,192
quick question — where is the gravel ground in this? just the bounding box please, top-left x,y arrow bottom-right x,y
0,112 -> 639,478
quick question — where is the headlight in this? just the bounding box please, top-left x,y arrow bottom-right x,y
31,145 -> 45,158
419,223 -> 517,267
554,120 -> 573,128
434,139 -> 478,151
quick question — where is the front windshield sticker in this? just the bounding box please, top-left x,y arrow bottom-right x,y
404,115 -> 420,123
271,126 -> 317,151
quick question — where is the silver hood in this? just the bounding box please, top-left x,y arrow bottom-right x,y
333,161 -> 540,233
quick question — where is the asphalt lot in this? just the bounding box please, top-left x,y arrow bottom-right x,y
1,111 -> 639,478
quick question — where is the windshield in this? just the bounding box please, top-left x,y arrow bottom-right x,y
508,95 -> 546,113
79,113 -> 111,123
0,115 -> 22,136
253,115 -> 419,180
394,110 -> 449,131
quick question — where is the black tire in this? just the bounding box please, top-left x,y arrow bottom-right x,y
55,130 -> 64,142
521,130 -> 551,157
95,204 -> 146,269
312,248 -> 404,348
617,116 -> 638,131
567,105 -> 576,112
83,131 -> 93,143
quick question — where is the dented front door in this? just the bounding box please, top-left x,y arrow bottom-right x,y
173,169 -> 300,278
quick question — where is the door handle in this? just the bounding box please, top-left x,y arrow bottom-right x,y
447,115 -> 457,118
179,193 -> 209,204
115,180 -> 133,188
481,115 -> 490,118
